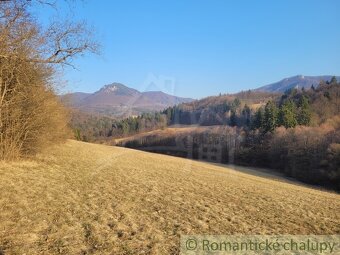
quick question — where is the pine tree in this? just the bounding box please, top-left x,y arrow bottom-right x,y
232,98 -> 241,108
252,108 -> 264,130
242,104 -> 251,127
230,109 -> 237,126
279,100 -> 298,128
74,129 -> 82,141
122,121 -> 130,134
264,101 -> 279,132
330,76 -> 337,85
297,96 -> 311,126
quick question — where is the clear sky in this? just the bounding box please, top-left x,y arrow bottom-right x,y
37,0 -> 340,99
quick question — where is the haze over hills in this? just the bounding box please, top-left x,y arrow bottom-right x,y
256,75 -> 340,92
62,83 -> 194,117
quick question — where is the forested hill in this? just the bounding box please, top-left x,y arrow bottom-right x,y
162,90 -> 278,126
70,77 -> 339,141
116,78 -> 340,190
255,75 -> 340,92
68,78 -> 340,190
70,90 -> 277,141
163,77 -> 340,129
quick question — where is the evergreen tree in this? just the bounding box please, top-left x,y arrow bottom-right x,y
330,76 -> 337,85
297,96 -> 311,126
279,100 -> 298,128
74,129 -> 81,141
230,109 -> 237,126
252,108 -> 264,130
121,121 -> 130,134
242,104 -> 251,127
166,107 -> 174,124
264,101 -> 279,132
232,98 -> 241,109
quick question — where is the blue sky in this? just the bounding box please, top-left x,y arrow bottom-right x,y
37,0 -> 340,99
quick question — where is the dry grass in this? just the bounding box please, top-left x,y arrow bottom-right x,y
0,140 -> 339,254
114,125 -> 216,144
249,102 -> 265,110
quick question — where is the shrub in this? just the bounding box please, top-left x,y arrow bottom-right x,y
0,0 -> 96,159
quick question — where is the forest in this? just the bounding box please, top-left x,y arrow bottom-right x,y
113,78 -> 340,190
69,78 -> 340,190
72,77 -> 338,140
71,91 -> 276,141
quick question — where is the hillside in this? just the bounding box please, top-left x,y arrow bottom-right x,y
256,75 -> 340,92
68,90 -> 278,142
114,125 -> 206,144
0,140 -> 339,254
61,83 -> 194,118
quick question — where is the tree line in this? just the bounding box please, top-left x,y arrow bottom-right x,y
0,0 -> 96,160
115,79 -> 340,190
71,91 -> 278,141
251,94 -> 311,132
71,112 -> 168,142
69,77 -> 340,190
71,78 -> 339,143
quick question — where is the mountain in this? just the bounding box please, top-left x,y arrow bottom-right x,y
255,75 -> 340,92
61,83 -> 194,118
64,92 -> 91,103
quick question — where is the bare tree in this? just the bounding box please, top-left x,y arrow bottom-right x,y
0,0 -> 98,159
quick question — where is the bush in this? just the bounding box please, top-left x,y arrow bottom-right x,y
0,0 -> 96,160
0,53 -> 69,159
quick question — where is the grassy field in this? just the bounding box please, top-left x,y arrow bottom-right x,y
0,140 -> 339,254
113,125 -> 209,144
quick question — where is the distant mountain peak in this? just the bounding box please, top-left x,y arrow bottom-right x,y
61,82 -> 194,117
102,84 -> 118,93
255,75 -> 340,93
96,83 -> 140,96
99,83 -> 130,92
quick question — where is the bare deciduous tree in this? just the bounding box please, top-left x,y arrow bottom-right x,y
0,0 -> 98,159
